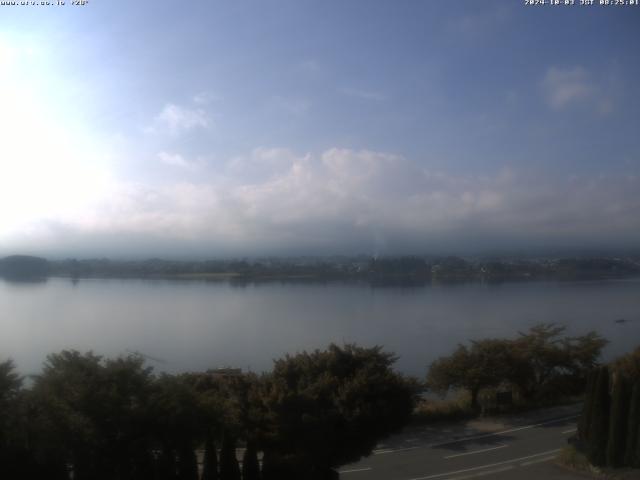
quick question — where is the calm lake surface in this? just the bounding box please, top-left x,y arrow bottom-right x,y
1,276 -> 639,377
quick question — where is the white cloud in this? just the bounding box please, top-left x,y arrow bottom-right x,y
4,148 -> 640,255
541,66 -> 594,109
147,103 -> 210,135
158,151 -> 199,170
227,147 -> 309,181
192,91 -> 219,105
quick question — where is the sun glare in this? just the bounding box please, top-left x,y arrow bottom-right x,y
0,36 -> 112,239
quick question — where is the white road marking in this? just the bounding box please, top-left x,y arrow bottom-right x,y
446,465 -> 515,480
339,467 -> 372,474
520,455 -> 556,466
373,415 -> 578,456
373,446 -> 420,455
444,444 -> 508,459
407,448 -> 562,480
430,415 -> 579,448
562,428 -> 577,434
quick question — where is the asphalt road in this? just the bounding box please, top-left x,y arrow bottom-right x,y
339,405 -> 589,480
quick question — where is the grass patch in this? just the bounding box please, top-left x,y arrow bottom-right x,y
411,389 -> 584,426
557,445 -> 598,473
555,446 -> 640,479
412,391 -> 475,424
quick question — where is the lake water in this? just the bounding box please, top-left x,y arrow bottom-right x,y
1,276 -> 639,377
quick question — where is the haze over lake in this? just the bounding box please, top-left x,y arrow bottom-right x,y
2,276 -> 638,377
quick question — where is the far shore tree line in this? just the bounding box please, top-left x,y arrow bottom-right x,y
2,254 -> 640,284
0,324 -> 624,479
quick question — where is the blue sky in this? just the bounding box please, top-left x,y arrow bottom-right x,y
1,1 -> 639,257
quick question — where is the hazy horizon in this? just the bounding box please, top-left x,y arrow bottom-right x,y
1,2 -> 639,258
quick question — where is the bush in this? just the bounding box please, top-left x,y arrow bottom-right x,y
412,391 -> 474,424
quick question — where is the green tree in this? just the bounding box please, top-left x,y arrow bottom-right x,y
260,450 -> 294,480
512,324 -> 606,400
31,350 -> 156,480
219,432 -> 241,480
0,359 -> 22,443
587,366 -> 610,466
0,359 -> 27,479
427,339 -> 517,409
613,346 -> 640,379
625,383 -> 640,467
177,443 -> 198,480
606,374 -> 630,467
578,369 -> 597,441
201,436 -> 219,480
261,344 -> 418,477
150,374 -> 208,466
157,447 -> 178,480
241,441 -> 260,480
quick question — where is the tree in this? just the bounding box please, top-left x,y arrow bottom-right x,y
219,432 -> 241,480
578,369 -> 597,441
0,359 -> 22,444
241,441 -> 260,480
201,436 -> 219,480
156,447 -> 178,480
0,359 -> 26,479
0,255 -> 48,278
427,339 -> 517,409
260,344 -> 418,477
606,374 -> 630,467
612,346 -> 640,379
177,443 -> 198,480
625,383 -> 640,467
31,350 -> 157,480
260,450 -> 295,480
512,324 -> 606,400
150,373 -> 209,473
587,366 -> 610,466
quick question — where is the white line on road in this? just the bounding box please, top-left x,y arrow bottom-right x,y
339,467 -> 372,474
407,448 -> 561,480
446,465 -> 515,480
444,444 -> 508,459
520,455 -> 557,466
374,446 -> 420,455
374,415 -> 578,456
562,428 -> 577,434
430,415 -> 579,448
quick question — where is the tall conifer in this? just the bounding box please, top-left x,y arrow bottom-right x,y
624,383 -> 640,468
606,374 -> 630,467
587,366 -> 610,466
579,369 -> 597,441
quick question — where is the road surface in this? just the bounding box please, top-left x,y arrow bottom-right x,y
339,404 -> 591,480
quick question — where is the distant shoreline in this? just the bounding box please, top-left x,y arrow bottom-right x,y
2,254 -> 640,285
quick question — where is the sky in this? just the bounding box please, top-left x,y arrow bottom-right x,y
0,0 -> 639,258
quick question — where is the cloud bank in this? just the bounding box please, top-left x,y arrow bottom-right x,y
4,148 -> 640,257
